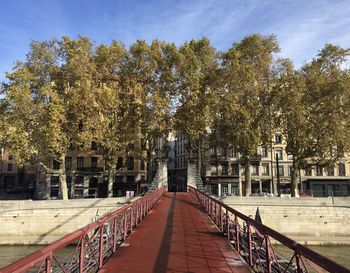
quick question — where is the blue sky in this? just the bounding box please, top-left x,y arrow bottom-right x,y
1,0 -> 349,82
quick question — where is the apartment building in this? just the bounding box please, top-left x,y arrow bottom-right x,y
174,132 -> 350,197
0,148 -> 35,196
40,140 -> 148,199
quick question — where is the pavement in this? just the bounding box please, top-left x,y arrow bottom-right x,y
99,192 -> 250,273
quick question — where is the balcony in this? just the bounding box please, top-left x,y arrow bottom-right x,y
77,167 -> 104,173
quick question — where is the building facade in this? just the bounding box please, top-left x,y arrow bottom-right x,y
173,132 -> 350,197
40,140 -> 148,199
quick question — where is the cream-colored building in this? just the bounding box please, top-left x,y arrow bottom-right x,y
39,140 -> 148,199
1,138 -> 148,200
173,132 -> 350,197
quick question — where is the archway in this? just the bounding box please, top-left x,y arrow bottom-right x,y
88,177 -> 98,198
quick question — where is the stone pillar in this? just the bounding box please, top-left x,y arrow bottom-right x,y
157,159 -> 168,190
71,176 -> 75,199
259,180 -> 263,194
228,183 -> 232,195
186,160 -> 197,190
238,165 -> 243,197
83,176 -> 89,197
218,183 -> 222,197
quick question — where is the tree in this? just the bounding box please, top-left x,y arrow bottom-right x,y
2,37 -> 97,200
218,34 -> 280,196
275,44 -> 350,196
174,38 -> 219,175
90,41 -> 131,197
122,40 -> 178,183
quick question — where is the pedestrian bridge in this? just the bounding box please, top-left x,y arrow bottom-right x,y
1,187 -> 349,273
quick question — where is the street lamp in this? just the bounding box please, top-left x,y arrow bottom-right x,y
276,153 -> 281,197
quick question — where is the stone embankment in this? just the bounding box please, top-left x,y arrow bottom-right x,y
219,196 -> 350,245
0,197 -> 136,245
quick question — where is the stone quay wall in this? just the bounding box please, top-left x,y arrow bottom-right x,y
219,196 -> 350,245
0,197 -> 136,245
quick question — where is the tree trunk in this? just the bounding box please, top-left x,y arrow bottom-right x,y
106,160 -> 114,197
58,154 -> 68,200
291,159 -> 299,197
198,138 -> 202,177
244,157 -> 251,196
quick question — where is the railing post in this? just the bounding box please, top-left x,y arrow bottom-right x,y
296,253 -> 302,273
113,218 -> 118,253
130,207 -> 133,232
226,209 -> 230,240
45,254 -> 52,273
123,212 -> 127,241
210,198 -> 212,218
140,200 -> 143,221
265,235 -> 272,273
247,224 -> 253,267
99,225 -> 104,268
235,215 -> 240,252
214,201 -> 216,222
80,237 -> 85,273
136,203 -> 139,226
220,205 -> 224,232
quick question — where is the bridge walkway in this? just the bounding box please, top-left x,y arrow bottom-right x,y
99,192 -> 249,273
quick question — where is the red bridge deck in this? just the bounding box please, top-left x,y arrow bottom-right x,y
99,192 -> 249,273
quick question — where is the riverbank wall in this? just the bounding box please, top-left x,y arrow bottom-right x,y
219,196 -> 350,245
0,197 -> 135,245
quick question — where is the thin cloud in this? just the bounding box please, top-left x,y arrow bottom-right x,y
1,0 -> 349,81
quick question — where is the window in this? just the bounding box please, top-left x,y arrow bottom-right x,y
275,134 -> 282,144
116,176 -> 123,183
50,176 -> 59,198
339,163 -> 346,176
141,138 -> 147,150
222,184 -> 228,195
68,143 -> 74,150
337,145 -> 344,157
8,155 -> 13,161
65,157 -> 72,170
140,160 -> 145,170
126,175 -> 135,184
66,176 -> 72,198
252,164 -> 259,175
327,166 -> 334,176
241,165 -> 246,175
275,149 -> 283,160
75,176 -> 84,186
305,166 -> 312,176
91,141 -> 98,150
127,143 -> 134,151
127,157 -> 134,170
288,166 -> 292,176
275,166 -> 284,176
211,164 -> 218,175
231,164 -> 239,176
262,147 -> 268,158
91,157 -> 98,168
75,176 -> 84,197
221,164 -> 228,175
77,157 -> 84,169
7,163 -> 13,172
316,165 -> 323,176
116,157 -> 123,170
287,154 -> 293,160
262,163 -> 269,176
53,160 -> 60,170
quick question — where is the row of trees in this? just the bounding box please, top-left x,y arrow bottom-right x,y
1,34 -> 349,198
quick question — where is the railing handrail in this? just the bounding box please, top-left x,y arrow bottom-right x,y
189,186 -> 350,273
0,187 -> 165,273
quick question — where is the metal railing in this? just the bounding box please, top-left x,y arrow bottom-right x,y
189,186 -> 350,273
0,187 -> 165,273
